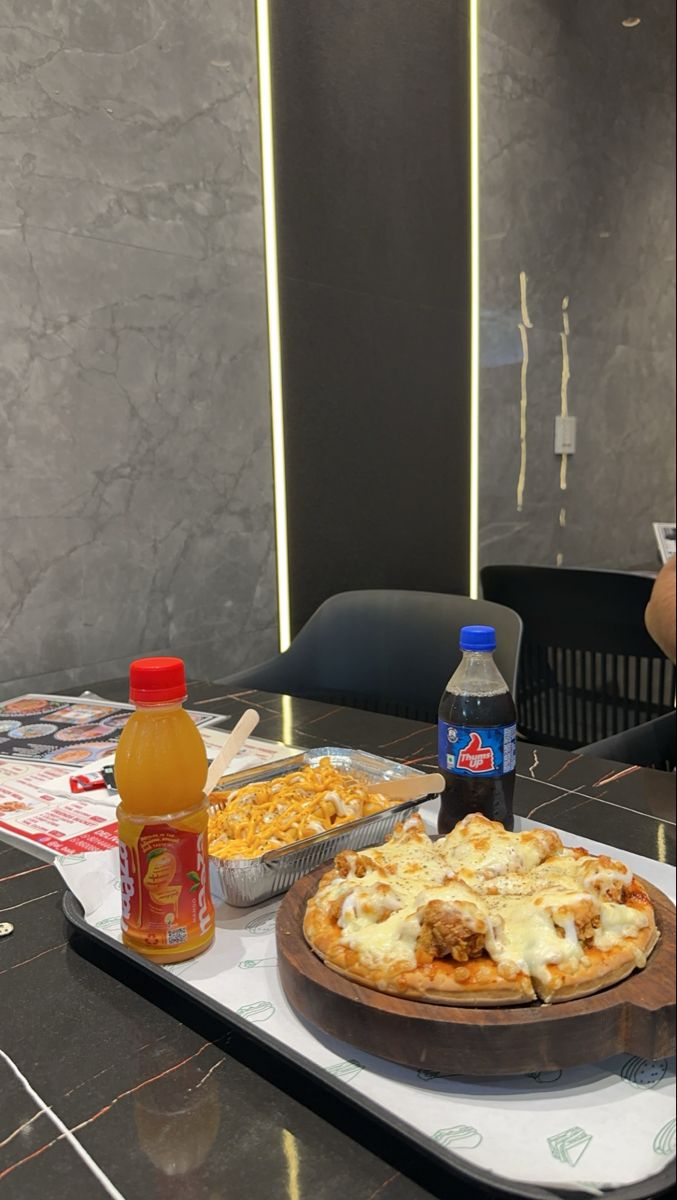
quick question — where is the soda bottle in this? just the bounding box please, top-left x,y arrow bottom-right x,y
437,625 -> 517,834
115,657 -> 215,963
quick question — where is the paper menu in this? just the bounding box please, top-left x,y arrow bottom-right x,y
0,759 -> 70,788
0,759 -> 117,855
0,693 -> 225,767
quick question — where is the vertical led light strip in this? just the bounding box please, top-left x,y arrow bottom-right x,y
256,0 -> 291,650
468,0 -> 480,599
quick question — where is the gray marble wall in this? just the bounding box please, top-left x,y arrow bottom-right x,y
0,1 -> 277,699
479,0 -> 676,572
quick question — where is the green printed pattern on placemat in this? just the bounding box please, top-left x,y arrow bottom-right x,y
95,916 -> 121,933
237,1000 -> 276,1023
433,1126 -> 483,1150
653,1118 -> 676,1157
620,1056 -> 669,1088
245,911 -> 277,936
547,1126 -> 592,1167
326,1059 -> 363,1082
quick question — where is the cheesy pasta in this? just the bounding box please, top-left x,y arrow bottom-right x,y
208,757 -> 392,860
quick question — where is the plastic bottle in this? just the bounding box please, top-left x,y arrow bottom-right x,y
115,656 -> 214,963
437,625 -> 517,835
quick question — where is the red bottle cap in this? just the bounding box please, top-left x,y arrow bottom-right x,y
128,657 -> 187,704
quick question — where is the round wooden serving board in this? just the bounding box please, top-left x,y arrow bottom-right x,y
276,869 -> 675,1076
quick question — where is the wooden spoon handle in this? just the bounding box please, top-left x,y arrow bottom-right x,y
204,708 -> 260,796
367,772 -> 444,801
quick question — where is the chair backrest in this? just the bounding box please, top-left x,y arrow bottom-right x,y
481,565 -> 676,750
227,590 -> 522,724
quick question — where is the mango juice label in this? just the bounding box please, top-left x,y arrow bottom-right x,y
118,819 -> 214,952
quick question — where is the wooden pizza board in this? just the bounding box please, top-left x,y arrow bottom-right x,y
276,870 -> 675,1076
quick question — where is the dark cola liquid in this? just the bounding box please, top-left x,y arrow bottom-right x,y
438,688 -> 516,835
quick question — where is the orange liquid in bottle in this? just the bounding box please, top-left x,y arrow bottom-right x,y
115,658 -> 214,964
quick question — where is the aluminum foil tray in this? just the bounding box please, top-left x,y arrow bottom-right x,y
208,746 -> 440,907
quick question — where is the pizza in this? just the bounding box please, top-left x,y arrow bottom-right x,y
303,812 -> 658,1005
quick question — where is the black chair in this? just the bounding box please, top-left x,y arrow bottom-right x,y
216,589 -> 523,724
580,711 -> 676,772
481,565 -> 676,752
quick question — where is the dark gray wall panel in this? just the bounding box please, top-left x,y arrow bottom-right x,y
270,0 -> 471,633
280,277 -> 471,627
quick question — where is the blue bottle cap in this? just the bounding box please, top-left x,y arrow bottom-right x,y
460,625 -> 497,652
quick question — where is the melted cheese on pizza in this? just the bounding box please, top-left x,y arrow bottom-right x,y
436,816 -> 561,884
309,812 -> 653,989
593,900 -> 649,950
482,891 -> 594,982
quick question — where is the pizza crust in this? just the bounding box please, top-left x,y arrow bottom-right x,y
538,907 -> 659,1003
302,814 -> 659,1008
309,941 -> 538,1006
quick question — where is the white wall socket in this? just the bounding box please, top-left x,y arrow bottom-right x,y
555,415 -> 577,455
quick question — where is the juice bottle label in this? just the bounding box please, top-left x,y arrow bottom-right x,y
118,817 -> 214,954
438,722 -> 516,778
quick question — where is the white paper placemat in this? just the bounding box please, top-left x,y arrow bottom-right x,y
56,813 -> 676,1194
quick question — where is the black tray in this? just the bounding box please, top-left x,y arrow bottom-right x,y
63,892 -> 675,1200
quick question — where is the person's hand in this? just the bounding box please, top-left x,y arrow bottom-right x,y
645,555 -> 676,664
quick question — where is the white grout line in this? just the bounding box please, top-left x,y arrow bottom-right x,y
526,786 -> 586,820
0,1050 -> 127,1199
0,890 -> 59,915
519,774 -> 677,827
194,1059 -> 224,1089
0,1109 -> 46,1152
574,792 -> 676,827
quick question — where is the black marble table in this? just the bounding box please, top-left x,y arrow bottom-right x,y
1,684 -> 675,1200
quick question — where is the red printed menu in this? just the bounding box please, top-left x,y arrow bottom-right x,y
0,760 -> 117,854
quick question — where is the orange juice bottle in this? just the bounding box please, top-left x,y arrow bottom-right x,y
115,657 -> 214,963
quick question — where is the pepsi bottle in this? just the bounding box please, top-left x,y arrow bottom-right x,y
437,625 -> 517,834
